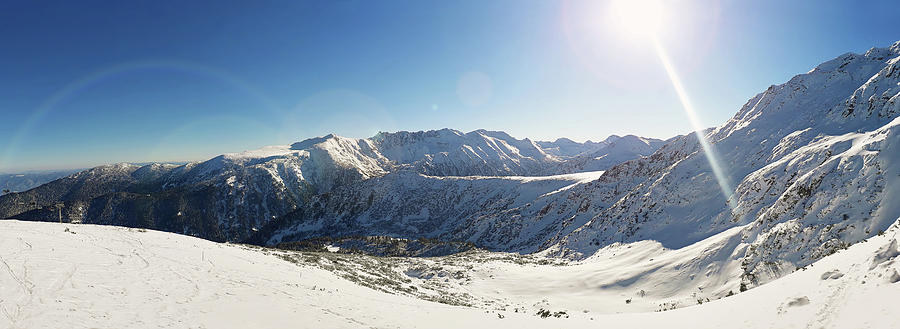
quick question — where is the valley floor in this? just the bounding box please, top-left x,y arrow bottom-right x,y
0,220 -> 898,328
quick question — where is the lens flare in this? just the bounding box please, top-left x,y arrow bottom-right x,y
603,0 -> 738,210
651,37 -> 738,211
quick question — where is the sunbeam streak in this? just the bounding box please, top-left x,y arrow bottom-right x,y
652,38 -> 739,211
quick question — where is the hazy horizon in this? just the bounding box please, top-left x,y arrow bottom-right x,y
0,128 -> 670,173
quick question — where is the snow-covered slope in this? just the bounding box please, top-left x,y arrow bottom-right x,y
0,129 -> 659,244
552,135 -> 669,173
0,220 -> 539,329
0,137 -> 392,242
2,219 -> 897,329
259,170 -> 606,252
371,128 -> 559,176
547,41 -> 900,290
0,163 -> 171,219
536,137 -> 608,158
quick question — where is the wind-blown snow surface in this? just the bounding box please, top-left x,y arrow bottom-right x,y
2,220 -> 898,329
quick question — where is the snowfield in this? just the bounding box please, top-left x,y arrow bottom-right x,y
1,219 -> 897,329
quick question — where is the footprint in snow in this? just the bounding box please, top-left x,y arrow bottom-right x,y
820,270 -> 844,280
785,296 -> 810,307
777,296 -> 810,314
886,269 -> 900,284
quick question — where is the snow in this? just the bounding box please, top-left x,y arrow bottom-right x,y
2,219 -> 898,328
0,221 -> 588,328
264,169 -> 609,250
2,40 -> 899,329
0,127 -> 664,248
552,41 -> 900,277
223,145 -> 295,160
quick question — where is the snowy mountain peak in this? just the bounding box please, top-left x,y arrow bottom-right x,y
290,134 -> 340,150
602,134 -> 622,144
864,40 -> 900,59
549,41 -> 900,293
611,134 -> 651,146
1,127 -> 665,244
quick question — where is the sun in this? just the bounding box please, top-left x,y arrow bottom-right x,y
608,0 -> 666,39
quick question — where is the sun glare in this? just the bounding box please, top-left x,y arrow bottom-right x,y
609,0 -> 665,38
603,0 -> 738,211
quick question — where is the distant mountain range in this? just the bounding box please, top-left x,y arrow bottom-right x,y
1,170 -> 81,193
0,129 -> 664,243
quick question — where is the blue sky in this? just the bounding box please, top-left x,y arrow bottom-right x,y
1,0 -> 898,172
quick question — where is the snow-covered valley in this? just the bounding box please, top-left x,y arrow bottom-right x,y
1,219 -> 898,329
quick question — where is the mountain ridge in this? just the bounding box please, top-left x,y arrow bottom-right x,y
0,129 -> 660,243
